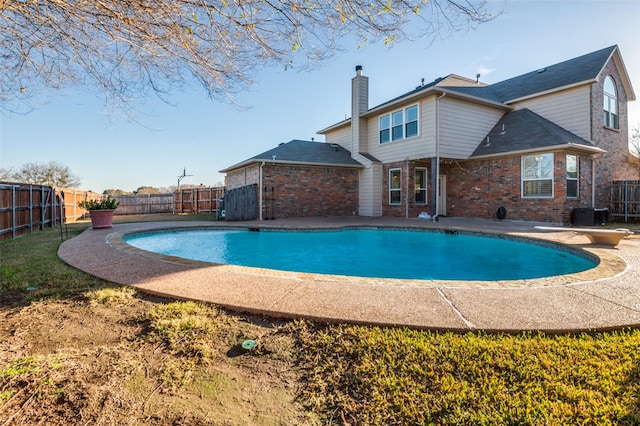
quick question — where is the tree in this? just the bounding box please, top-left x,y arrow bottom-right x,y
134,186 -> 161,195
1,1 -> 494,111
0,167 -> 13,181
103,188 -> 130,195
630,124 -> 640,179
12,161 -> 82,188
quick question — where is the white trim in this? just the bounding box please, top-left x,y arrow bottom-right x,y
470,142 -> 605,160
415,167 -> 428,205
363,88 -> 509,119
220,159 -> 363,174
566,153 -> 579,199
521,153 -> 554,198
389,168 -> 402,205
379,104 -> 419,144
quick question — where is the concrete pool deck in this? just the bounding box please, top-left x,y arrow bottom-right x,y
58,216 -> 640,332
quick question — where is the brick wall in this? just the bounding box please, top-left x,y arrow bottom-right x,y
262,164 -> 359,218
590,58 -> 637,207
225,164 -> 260,190
443,153 -> 593,223
380,160 -> 433,218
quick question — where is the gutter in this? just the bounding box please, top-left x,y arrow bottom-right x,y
469,143 -> 606,161
259,161 -> 265,220
362,87 -> 509,119
592,157 -> 596,208
220,159 -> 363,174
405,158 -> 409,219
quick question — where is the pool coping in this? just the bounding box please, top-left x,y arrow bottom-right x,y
58,216 -> 640,332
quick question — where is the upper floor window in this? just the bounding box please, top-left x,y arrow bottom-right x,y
522,153 -> 553,198
566,154 -> 578,198
379,105 -> 419,144
380,115 -> 390,143
603,76 -> 619,129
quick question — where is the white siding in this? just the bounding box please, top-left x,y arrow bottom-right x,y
324,126 -> 352,152
366,96 -> 437,163
439,98 -> 504,158
351,154 -> 382,216
512,86 -> 591,139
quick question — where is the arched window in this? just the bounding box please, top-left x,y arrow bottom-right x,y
603,76 -> 618,129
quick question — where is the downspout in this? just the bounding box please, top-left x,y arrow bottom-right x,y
433,92 -> 446,222
591,157 -> 596,208
405,158 -> 409,219
259,162 -> 265,220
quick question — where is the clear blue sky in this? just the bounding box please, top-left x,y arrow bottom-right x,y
1,0 -> 639,193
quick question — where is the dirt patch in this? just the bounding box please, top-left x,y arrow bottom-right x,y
0,289 -> 320,425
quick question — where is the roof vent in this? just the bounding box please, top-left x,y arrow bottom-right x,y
537,67 -> 547,74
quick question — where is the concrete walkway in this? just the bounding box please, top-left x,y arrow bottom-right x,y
58,216 -> 640,332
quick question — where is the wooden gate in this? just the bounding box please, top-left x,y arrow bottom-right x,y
173,187 -> 224,216
224,184 -> 257,221
611,180 -> 640,222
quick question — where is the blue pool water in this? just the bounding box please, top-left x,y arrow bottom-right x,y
124,228 -> 597,281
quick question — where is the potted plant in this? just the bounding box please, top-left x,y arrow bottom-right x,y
79,196 -> 120,229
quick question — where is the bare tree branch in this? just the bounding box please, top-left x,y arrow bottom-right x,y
630,124 -> 640,179
0,0 -> 495,111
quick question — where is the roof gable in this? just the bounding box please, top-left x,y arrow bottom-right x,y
486,45 -> 618,103
323,45 -> 634,131
470,109 -> 600,158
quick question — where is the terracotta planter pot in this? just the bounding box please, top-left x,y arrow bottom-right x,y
89,209 -> 115,229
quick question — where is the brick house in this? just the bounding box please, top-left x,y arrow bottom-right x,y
222,45 -> 636,223
220,140 -> 362,219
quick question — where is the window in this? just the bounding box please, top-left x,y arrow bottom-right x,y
389,169 -> 402,204
522,153 -> 554,198
566,154 -> 578,198
392,111 -> 403,141
415,168 -> 427,204
379,115 -> 390,143
379,105 -> 419,143
405,106 -> 418,138
603,76 -> 619,129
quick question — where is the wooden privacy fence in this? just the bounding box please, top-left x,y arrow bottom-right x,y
224,184 -> 257,221
611,180 -> 640,222
113,193 -> 174,215
0,183 -> 100,241
173,187 -> 225,216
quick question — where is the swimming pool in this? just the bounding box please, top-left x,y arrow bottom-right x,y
124,228 -> 597,281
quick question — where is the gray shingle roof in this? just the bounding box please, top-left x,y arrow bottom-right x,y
448,46 -> 617,103
220,140 -> 362,172
470,109 -> 598,158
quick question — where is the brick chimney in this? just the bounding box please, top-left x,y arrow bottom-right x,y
351,65 -> 369,156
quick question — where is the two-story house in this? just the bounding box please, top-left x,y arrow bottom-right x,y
221,45 -> 636,223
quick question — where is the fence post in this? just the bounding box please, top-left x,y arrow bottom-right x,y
40,186 -> 45,230
625,181 -> 629,223
29,185 -> 33,235
52,188 -> 56,228
11,185 -> 16,239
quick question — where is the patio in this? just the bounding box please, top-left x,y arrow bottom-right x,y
58,216 -> 640,332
